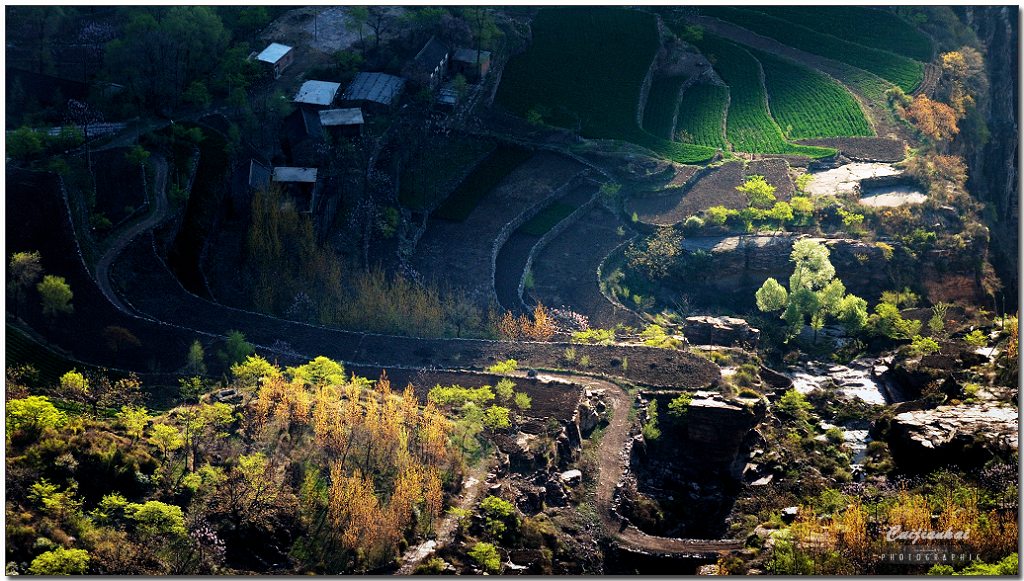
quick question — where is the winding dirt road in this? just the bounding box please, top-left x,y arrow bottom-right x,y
94,155 -> 169,314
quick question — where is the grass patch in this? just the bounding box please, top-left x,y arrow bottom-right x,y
754,49 -> 874,139
496,7 -> 716,164
433,144 -> 533,222
751,6 -> 933,62
642,75 -> 687,140
676,83 -> 729,148
700,6 -> 923,93
520,202 -> 577,236
399,137 -> 496,211
688,34 -> 836,157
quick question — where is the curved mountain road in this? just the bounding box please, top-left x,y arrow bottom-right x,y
94,155 -> 169,315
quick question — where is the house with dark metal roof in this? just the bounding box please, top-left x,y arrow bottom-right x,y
406,35 -> 450,91
341,72 -> 406,111
294,80 -> 342,109
255,43 -> 294,79
452,48 -> 492,82
248,159 -> 272,192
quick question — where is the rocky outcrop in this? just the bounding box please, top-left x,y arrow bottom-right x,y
683,315 -> 760,347
888,341 -> 991,399
886,403 -> 1018,472
679,235 -> 891,307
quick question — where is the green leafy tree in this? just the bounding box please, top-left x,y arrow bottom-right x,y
116,405 -> 150,442
221,330 -> 254,366
186,339 -> 207,375
766,201 -> 794,228
513,392 -> 532,410
149,422 -> 185,460
737,175 -> 777,209
482,405 -> 511,430
494,378 -> 515,403
28,547 -> 90,575
8,250 -> 43,318
7,127 -> 45,161
37,274 -> 73,317
667,392 -> 693,418
127,500 -> 187,537
6,395 -> 66,436
289,356 -> 345,387
790,196 -> 814,225
642,400 -> 661,440
756,278 -> 789,312
479,495 -> 517,537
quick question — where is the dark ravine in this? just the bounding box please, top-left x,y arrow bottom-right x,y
955,6 -> 1019,310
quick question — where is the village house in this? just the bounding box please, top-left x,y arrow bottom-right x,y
272,166 -> 319,212
318,108 -> 364,139
340,72 -> 406,112
293,80 -> 342,110
405,35 -> 450,91
255,43 -> 294,79
451,48 -> 491,82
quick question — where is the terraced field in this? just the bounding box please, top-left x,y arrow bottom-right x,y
675,83 -> 729,149
754,49 -> 873,139
497,7 -> 716,164
699,7 -> 924,93
751,6 -> 933,62
689,34 -> 835,157
642,75 -> 687,140
434,144 -> 534,222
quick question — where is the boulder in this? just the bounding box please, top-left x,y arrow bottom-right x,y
494,432 -> 547,474
886,403 -> 1018,472
684,315 -> 760,347
515,484 -> 547,515
544,479 -> 569,507
559,469 -> 583,487
577,401 -> 600,436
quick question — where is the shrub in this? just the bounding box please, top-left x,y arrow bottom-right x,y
572,328 -> 615,345
28,547 -> 90,575
776,389 -> 811,423
641,400 -> 661,440
964,329 -> 987,347
480,495 -> 517,537
486,359 -> 518,374
667,392 -> 693,418
908,335 -> 940,356
469,542 -> 501,573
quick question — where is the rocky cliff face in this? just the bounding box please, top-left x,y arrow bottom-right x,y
955,7 -> 1019,309
886,403 -> 1018,472
680,235 -> 891,308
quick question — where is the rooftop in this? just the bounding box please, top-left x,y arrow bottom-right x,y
342,72 -> 406,106
256,43 -> 293,64
248,159 -> 271,190
414,36 -> 449,68
453,47 -> 492,63
319,108 -> 364,126
294,80 -> 342,106
272,167 -> 318,183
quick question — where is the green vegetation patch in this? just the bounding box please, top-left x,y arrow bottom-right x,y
753,6 -> 934,62
433,144 -> 533,222
700,7 -> 923,93
496,7 -> 715,164
754,50 -> 874,139
520,202 -> 577,236
676,83 -> 729,148
642,75 -> 687,140
689,34 -> 835,157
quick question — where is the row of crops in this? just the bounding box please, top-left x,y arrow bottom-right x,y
496,7 -> 716,164
754,49 -> 874,139
748,6 -> 933,62
688,34 -> 835,157
642,75 -> 688,140
675,83 -> 728,148
700,6 -> 924,93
